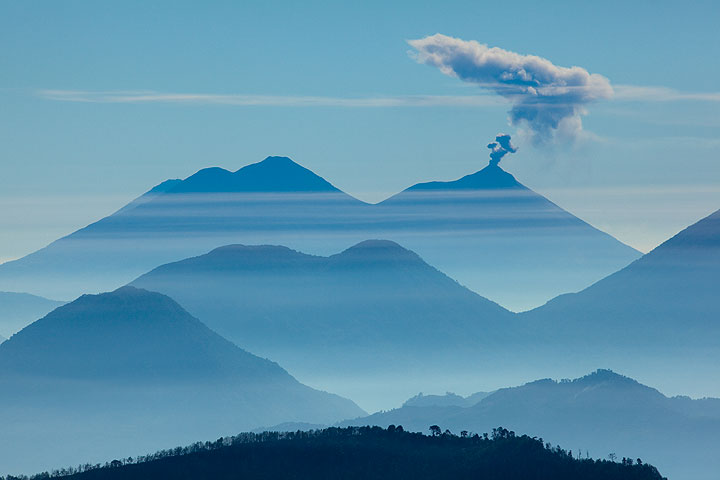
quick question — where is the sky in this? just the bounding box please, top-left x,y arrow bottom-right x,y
1,0 -> 720,263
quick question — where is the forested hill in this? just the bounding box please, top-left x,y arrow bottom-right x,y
20,426 -> 665,480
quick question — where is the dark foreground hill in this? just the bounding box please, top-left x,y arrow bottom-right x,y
0,156 -> 639,310
0,291 -> 64,338
29,427 -> 664,480
0,287 -> 363,474
130,240 -> 515,406
342,370 -> 720,480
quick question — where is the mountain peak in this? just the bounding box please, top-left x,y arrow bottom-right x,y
211,244 -> 299,255
335,239 -> 422,264
165,156 -> 345,194
167,166 -> 237,193
522,370 -> 645,390
204,244 -> 315,267
132,244 -> 318,279
230,156 -> 342,193
582,368 -> 626,382
405,163 -> 524,193
346,239 -> 406,251
0,286 -> 287,381
250,155 -> 301,168
570,369 -> 660,394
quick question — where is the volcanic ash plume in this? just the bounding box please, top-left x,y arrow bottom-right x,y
408,34 -> 613,144
487,133 -> 517,166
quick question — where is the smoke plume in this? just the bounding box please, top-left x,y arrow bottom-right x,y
487,133 -> 517,166
408,34 -> 613,144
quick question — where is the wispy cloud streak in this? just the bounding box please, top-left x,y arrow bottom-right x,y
37,90 -> 506,107
612,85 -> 720,102
37,87 -> 720,109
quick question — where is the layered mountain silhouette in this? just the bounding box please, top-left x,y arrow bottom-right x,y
0,156 -> 639,310
130,240 -> 516,406
402,391 -> 492,408
0,291 -> 65,338
375,163 -> 640,308
518,208 -> 720,392
0,286 -> 363,474
0,157 -> 363,302
524,208 -> 720,341
0,291 -> 65,336
342,370 -> 720,480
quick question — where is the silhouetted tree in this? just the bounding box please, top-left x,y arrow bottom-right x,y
23,426 -> 666,480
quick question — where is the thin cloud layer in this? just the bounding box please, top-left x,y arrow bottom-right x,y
37,90 -> 505,108
408,34 -> 614,144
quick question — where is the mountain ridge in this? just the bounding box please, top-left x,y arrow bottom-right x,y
522,207 -> 720,341
164,156 -> 352,195
401,163 -> 524,192
341,369 -> 720,480
0,291 -> 65,338
129,239 -> 515,408
0,286 -> 287,381
0,156 -> 640,310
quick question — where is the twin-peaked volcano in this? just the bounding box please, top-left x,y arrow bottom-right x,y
169,156 -> 345,193
0,156 -> 639,310
130,239 -> 515,409
130,239 -> 512,354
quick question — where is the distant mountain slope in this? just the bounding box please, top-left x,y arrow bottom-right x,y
0,157 -> 639,310
523,208 -> 720,344
0,287 -> 363,474
0,291 -> 65,337
377,164 -> 640,309
131,239 -> 512,349
49,426 -> 665,480
342,370 -> 720,480
130,240 -> 515,406
0,157 -> 364,301
403,391 -> 492,408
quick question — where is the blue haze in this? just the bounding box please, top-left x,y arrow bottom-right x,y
1,0 -> 719,260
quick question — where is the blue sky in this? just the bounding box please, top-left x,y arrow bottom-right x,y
2,0 -> 719,261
